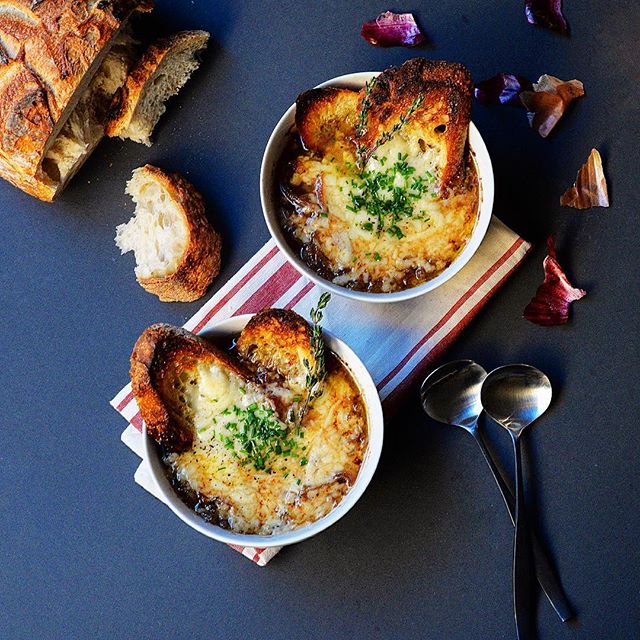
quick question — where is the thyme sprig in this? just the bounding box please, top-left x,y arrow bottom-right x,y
298,292 -> 331,423
355,77 -> 378,167
355,90 -> 425,170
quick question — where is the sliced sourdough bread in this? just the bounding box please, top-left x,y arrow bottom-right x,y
115,164 -> 221,302
0,0 -> 152,201
106,30 -> 209,145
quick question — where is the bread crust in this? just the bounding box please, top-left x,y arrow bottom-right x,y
296,87 -> 360,153
130,323 -> 252,453
131,164 -> 221,302
357,58 -> 473,189
236,308 -> 314,394
106,29 -> 209,141
0,0 -> 152,200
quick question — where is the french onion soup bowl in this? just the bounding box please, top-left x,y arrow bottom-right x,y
260,63 -> 494,303
142,313 -> 384,548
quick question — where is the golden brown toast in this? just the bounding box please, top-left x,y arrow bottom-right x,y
130,324 -> 254,453
236,309 -> 314,396
356,59 -> 473,190
296,87 -> 360,153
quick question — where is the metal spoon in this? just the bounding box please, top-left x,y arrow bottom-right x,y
481,365 -> 553,640
421,361 -> 571,623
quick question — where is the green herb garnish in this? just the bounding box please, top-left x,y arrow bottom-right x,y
297,293 -> 331,424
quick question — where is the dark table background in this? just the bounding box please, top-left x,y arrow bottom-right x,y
2,2 -> 639,638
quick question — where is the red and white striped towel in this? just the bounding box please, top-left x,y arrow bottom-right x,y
111,216 -> 530,566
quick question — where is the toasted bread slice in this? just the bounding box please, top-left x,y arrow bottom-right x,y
357,59 -> 472,191
296,87 -> 360,154
236,309 -> 314,396
130,324 -> 260,453
115,164 -> 221,302
106,30 -> 209,145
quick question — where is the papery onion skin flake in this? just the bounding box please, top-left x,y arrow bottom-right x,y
520,75 -> 584,137
474,73 -> 533,106
560,148 -> 610,209
523,236 -> 586,326
525,0 -> 569,35
361,11 -> 426,48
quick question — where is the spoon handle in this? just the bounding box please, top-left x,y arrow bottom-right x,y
473,429 -> 572,622
512,433 -> 535,640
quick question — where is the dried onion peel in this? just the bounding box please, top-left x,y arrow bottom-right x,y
525,0 -> 569,35
560,148 -> 609,209
360,11 -> 425,47
520,74 -> 584,137
523,236 -> 586,326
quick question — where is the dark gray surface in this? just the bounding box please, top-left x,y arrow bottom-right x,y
1,1 -> 639,638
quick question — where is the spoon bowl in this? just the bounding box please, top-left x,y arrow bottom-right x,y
481,364 -> 552,436
420,360 -> 487,430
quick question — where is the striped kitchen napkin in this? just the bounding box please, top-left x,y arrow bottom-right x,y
111,216 -> 530,566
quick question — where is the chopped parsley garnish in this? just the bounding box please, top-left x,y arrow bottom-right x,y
221,403 -> 303,472
347,154 -> 435,238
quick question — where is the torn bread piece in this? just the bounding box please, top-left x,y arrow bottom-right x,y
356,58 -> 473,192
106,30 -> 209,145
236,309 -> 315,397
115,165 -> 221,302
130,323 -> 259,453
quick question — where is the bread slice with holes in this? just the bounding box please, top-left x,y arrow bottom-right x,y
236,309 -> 315,396
356,58 -> 473,192
295,88 -> 360,154
130,323 -> 263,453
106,30 -> 209,145
115,164 -> 221,302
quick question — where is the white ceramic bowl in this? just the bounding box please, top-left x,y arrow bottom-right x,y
260,71 -> 494,303
142,314 -> 384,548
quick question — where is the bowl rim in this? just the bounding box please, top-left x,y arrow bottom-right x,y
142,313 -> 384,548
260,70 -> 494,303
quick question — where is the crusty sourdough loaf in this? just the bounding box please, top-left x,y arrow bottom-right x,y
236,309 -> 315,396
115,164 -> 221,302
106,30 -> 209,145
130,323 -> 257,453
0,0 -> 152,201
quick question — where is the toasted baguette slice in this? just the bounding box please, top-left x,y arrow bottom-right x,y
130,324 -> 259,453
115,165 -> 221,302
357,58 -> 473,191
106,30 -> 209,145
236,309 -> 314,396
295,88 -> 360,153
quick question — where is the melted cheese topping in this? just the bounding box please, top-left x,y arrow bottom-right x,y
164,357 -> 367,535
282,130 -> 479,293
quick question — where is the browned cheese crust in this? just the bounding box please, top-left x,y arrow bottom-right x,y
295,87 -> 360,153
0,0 -> 152,200
358,58 -> 472,189
136,164 -> 221,302
130,323 -> 251,453
106,29 -> 209,137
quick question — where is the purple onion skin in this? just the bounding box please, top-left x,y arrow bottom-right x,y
361,12 -> 426,48
474,74 -> 533,106
525,0 -> 569,35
